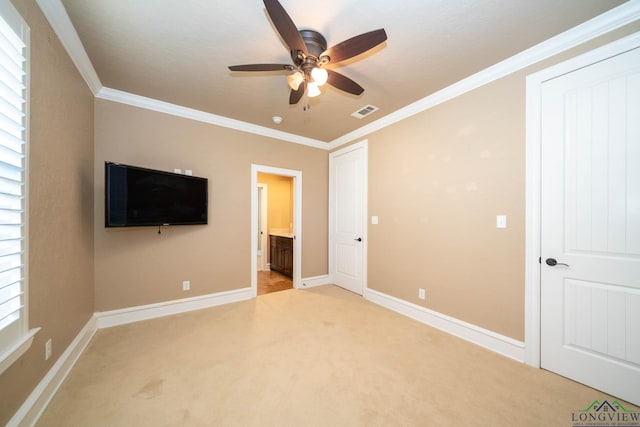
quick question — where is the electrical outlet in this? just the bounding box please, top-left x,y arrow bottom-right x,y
182,280 -> 190,291
45,339 -> 52,360
418,288 -> 426,300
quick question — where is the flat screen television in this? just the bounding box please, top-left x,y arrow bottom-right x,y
105,162 -> 208,227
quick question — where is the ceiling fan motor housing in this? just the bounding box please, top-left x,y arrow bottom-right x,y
294,29 -> 328,64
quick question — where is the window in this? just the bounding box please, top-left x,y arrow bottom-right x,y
0,0 -> 35,374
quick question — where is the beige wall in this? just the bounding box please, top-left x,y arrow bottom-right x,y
364,22 -> 640,341
2,1 -> 638,422
94,100 -> 328,311
257,173 -> 293,232
367,76 -> 526,339
0,0 -> 95,424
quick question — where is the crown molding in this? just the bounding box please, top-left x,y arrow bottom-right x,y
38,0 -> 639,150
96,88 -> 328,149
327,1 -> 640,149
36,0 -> 327,149
36,0 -> 102,95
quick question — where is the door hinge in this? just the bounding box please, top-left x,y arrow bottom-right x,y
538,256 -> 541,264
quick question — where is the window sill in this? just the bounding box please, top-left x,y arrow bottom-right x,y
0,328 -> 40,376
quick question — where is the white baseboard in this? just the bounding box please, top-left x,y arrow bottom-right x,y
364,288 -> 525,362
95,287 -> 254,329
8,285 -> 523,427
8,287 -> 253,426
8,315 -> 98,427
300,275 -> 330,288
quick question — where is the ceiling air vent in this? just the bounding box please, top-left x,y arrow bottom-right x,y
351,104 -> 379,119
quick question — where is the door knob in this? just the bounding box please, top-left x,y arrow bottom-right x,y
354,237 -> 362,242
545,258 -> 569,267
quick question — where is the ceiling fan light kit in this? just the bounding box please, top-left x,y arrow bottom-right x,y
228,0 -> 387,105
311,67 -> 328,86
307,82 -> 321,97
287,71 -> 304,91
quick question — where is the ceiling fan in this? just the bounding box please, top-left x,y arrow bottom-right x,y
229,0 -> 387,105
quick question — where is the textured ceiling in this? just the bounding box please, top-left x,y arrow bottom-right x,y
60,0 -> 627,142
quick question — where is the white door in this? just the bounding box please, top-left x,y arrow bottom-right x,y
329,141 -> 367,295
540,47 -> 640,405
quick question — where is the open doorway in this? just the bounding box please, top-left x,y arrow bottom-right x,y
251,165 -> 302,297
257,173 -> 293,295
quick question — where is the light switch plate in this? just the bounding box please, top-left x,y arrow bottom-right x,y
496,215 -> 507,229
372,216 -> 379,225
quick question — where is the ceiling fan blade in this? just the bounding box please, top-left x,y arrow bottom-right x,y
289,81 -> 306,105
263,0 -> 308,56
326,70 -> 364,95
229,64 -> 292,72
324,29 -> 387,64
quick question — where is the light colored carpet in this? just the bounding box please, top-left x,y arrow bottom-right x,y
37,285 -> 638,426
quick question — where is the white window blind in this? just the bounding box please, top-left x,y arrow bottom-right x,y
0,3 -> 27,355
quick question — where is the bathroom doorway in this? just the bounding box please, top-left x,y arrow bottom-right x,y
251,165 -> 302,297
257,173 -> 293,295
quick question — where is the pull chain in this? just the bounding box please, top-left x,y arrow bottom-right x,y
303,88 -> 311,111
